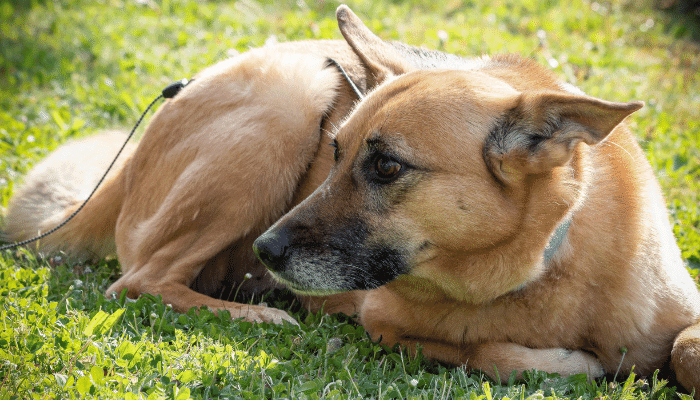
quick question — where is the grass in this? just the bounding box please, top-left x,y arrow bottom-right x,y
1,0 -> 699,398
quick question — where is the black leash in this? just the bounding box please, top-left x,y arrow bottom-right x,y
0,78 -> 191,252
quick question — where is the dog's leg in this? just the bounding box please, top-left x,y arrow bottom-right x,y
102,49 -> 346,325
367,332 -> 603,381
106,151 -> 307,325
466,343 -> 604,381
364,319 -> 605,379
672,319 -> 700,400
359,287 -> 604,380
106,224 -> 298,324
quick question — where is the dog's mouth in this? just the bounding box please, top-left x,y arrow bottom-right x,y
264,272 -> 351,296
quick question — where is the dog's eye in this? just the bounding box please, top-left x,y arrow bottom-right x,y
330,140 -> 339,162
374,155 -> 402,181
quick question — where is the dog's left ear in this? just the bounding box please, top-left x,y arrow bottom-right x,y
336,5 -> 414,87
484,90 -> 643,183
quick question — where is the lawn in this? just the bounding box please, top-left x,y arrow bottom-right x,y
1,0 -> 699,398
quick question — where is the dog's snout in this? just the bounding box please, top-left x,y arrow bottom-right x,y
253,229 -> 290,272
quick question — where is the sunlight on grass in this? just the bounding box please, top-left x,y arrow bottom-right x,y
1,0 -> 699,398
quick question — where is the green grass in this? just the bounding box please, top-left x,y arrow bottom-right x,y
1,0 -> 699,398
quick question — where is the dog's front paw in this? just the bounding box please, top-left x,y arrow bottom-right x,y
235,304 -> 300,326
534,348 -> 605,379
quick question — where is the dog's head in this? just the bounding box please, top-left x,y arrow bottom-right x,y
253,6 -> 642,302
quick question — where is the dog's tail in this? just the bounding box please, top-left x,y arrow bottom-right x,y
672,318 -> 700,399
2,131 -> 137,259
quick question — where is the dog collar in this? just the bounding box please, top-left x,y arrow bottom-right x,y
542,217 -> 571,265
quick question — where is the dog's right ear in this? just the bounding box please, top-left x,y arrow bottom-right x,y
483,91 -> 643,185
336,5 -> 414,87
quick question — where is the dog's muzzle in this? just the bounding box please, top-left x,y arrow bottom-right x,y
253,214 -> 407,293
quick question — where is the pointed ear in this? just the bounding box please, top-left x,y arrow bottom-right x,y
336,5 -> 414,86
484,90 -> 643,182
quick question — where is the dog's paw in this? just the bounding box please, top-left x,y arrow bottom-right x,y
541,349 -> 605,379
235,304 -> 300,326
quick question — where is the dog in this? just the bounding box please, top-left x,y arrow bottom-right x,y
4,5 -> 700,396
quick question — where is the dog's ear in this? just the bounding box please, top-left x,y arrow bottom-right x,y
336,5 -> 414,86
484,91 -> 643,183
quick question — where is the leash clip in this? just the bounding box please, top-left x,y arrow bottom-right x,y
162,78 -> 190,99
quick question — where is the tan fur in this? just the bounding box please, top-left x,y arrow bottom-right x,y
5,45 -> 363,323
3,5 -> 700,397
3,131 -> 136,259
673,321 -> 700,396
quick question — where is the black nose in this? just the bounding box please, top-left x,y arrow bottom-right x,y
253,229 -> 290,272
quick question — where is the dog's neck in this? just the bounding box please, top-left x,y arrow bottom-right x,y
542,217 -> 571,265
502,216 -> 572,297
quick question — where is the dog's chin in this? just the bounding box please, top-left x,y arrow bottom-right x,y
266,272 -> 349,295
267,268 -> 401,295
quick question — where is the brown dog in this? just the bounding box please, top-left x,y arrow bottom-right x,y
4,5 -> 700,396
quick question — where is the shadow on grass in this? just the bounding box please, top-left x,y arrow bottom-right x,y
0,0 -> 48,13
658,0 -> 700,41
